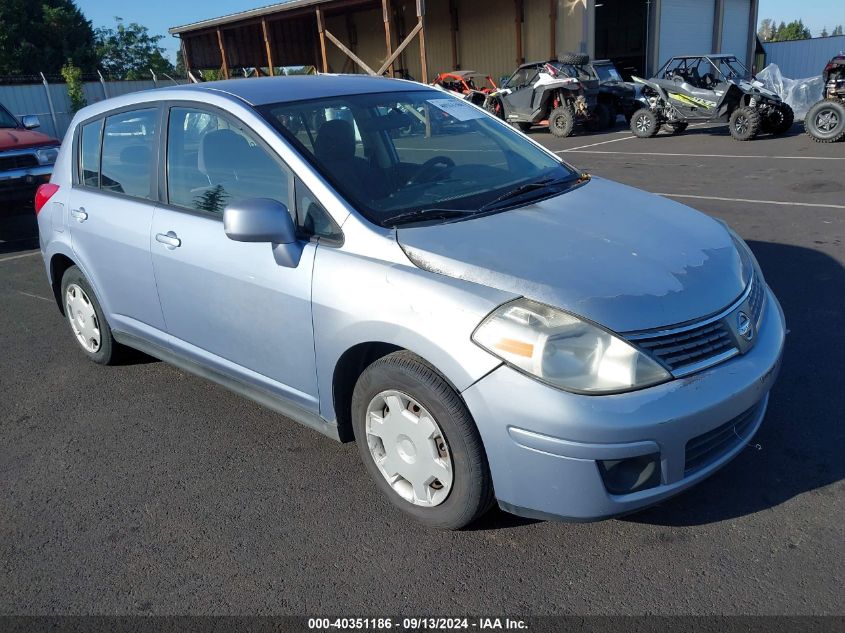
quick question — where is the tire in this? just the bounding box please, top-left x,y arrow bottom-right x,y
630,108 -> 659,138
666,121 -> 688,134
729,106 -> 761,141
548,104 -> 575,137
351,351 -> 494,530
558,52 -> 589,65
513,121 -> 533,132
587,103 -> 611,132
60,266 -> 120,365
804,99 -> 845,143
763,103 -> 794,135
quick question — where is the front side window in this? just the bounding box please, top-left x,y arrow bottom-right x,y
260,89 -> 577,227
166,107 -> 292,215
101,109 -> 157,198
79,119 -> 103,188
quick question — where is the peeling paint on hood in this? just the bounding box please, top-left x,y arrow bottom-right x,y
397,177 -> 751,332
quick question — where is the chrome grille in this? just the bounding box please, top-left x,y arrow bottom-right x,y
633,321 -> 735,372
0,153 -> 38,171
748,272 -> 765,323
684,403 -> 761,475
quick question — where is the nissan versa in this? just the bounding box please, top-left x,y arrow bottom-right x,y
35,76 -> 785,529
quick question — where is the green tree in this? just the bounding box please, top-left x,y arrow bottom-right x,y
0,0 -> 98,75
833,25 -> 844,36
95,17 -> 175,80
772,19 -> 811,41
757,18 -> 776,42
820,27 -> 829,37
61,60 -> 86,112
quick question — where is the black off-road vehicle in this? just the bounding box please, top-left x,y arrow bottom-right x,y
485,53 -> 605,137
591,59 -> 639,127
629,54 -> 794,141
804,55 -> 845,143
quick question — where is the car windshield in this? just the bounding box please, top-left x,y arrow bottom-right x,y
594,64 -> 622,82
260,90 -> 578,226
0,106 -> 19,128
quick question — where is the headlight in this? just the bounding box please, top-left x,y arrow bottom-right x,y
472,299 -> 671,394
34,146 -> 59,165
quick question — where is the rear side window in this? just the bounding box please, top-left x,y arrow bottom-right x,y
100,109 -> 157,199
79,119 -> 103,187
166,107 -> 292,215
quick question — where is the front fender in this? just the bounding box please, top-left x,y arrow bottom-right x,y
311,241 -> 515,423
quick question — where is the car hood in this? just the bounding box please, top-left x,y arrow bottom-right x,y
396,177 -> 751,332
0,128 -> 59,151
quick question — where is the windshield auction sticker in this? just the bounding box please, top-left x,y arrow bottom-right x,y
427,98 -> 485,121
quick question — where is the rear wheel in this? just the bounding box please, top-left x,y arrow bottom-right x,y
351,351 -> 494,529
558,52 -> 589,65
61,266 -> 120,365
630,108 -> 659,138
729,106 -> 761,141
804,99 -> 845,143
548,104 -> 576,137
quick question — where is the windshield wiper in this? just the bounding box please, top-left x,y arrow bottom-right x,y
385,207 -> 475,227
478,175 -> 577,213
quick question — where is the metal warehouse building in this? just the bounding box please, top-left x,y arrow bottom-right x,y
170,0 -> 759,84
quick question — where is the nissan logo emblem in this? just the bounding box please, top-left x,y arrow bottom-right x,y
737,311 -> 754,341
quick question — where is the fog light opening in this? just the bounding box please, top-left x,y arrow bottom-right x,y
598,453 -> 661,495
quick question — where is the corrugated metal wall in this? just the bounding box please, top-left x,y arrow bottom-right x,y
658,0 -> 715,64
523,0 -> 553,64
721,0 -> 750,66
0,80 -> 164,140
457,0 -> 518,80
763,35 -> 845,79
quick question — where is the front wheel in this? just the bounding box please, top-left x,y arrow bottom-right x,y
804,99 -> 845,143
548,104 -> 575,137
630,108 -> 659,138
729,106 -> 761,141
764,103 -> 794,135
351,351 -> 494,529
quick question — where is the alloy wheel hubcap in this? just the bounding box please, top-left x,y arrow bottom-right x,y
65,284 -> 101,353
816,109 -> 839,132
636,115 -> 651,131
365,390 -> 453,507
735,115 -> 749,133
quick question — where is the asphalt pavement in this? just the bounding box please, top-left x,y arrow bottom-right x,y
1,121 -> 842,616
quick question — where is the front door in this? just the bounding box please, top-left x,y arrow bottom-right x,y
68,107 -> 166,338
150,105 -> 319,411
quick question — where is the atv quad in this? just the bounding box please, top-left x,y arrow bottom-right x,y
431,70 -> 497,107
591,59 -> 639,127
629,54 -> 794,141
804,55 -> 845,143
485,53 -> 606,137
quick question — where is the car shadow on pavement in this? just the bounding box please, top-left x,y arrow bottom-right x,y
626,240 -> 845,526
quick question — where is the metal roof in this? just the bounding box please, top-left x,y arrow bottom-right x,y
169,0 -> 327,35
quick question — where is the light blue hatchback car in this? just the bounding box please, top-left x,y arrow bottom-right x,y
36,75 -> 785,529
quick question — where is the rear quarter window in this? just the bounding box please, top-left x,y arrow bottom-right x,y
79,119 -> 103,187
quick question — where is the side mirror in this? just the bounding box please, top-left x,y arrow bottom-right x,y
223,197 -> 303,268
21,115 -> 40,129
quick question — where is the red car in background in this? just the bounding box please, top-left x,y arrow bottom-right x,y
0,101 -> 60,205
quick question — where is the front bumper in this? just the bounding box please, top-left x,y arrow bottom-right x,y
462,287 -> 786,521
0,164 -> 52,200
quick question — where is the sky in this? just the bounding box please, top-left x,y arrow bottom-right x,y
76,0 -> 845,62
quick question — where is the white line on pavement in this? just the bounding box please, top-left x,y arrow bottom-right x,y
563,150 -> 845,161
0,251 -> 40,263
17,291 -> 52,302
556,135 -> 639,152
655,193 -> 845,210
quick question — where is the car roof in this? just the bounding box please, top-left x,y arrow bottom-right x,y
161,74 -> 426,106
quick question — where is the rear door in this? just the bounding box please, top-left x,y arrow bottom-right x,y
68,107 -> 166,338
149,104 -> 319,411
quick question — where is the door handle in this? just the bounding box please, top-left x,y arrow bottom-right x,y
155,231 -> 181,249
70,207 -> 88,222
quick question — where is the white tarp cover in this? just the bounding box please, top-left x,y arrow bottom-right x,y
755,63 -> 824,121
